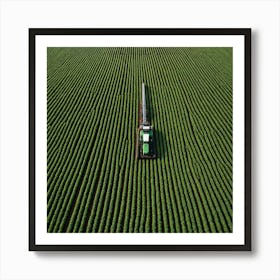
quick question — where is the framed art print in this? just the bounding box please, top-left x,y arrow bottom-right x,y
29,28 -> 251,251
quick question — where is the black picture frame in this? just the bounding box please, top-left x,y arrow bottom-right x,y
29,28 -> 251,251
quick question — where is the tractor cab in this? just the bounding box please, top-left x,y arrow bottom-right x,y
139,125 -> 154,157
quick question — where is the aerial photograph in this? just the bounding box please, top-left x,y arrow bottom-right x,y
46,47 -> 233,233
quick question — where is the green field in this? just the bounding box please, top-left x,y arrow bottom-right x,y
47,47 -> 232,233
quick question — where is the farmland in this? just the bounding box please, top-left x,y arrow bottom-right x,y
47,47 -> 233,233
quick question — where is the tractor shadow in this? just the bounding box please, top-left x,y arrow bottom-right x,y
145,85 -> 167,159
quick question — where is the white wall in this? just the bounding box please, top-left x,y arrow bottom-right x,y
0,0 -> 279,279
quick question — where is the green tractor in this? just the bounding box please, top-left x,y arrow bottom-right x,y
137,83 -> 156,159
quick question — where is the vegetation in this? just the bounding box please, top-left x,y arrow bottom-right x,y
47,47 -> 233,233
